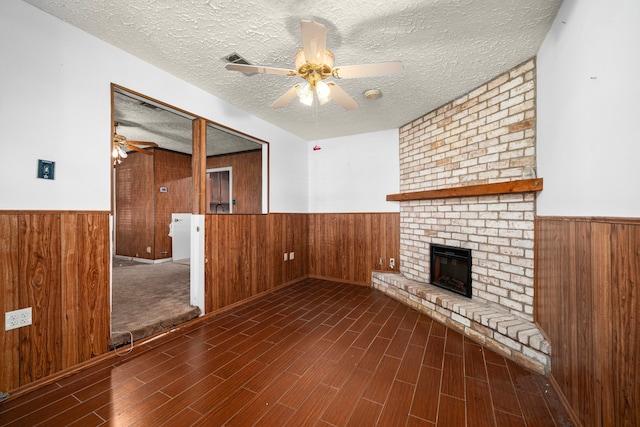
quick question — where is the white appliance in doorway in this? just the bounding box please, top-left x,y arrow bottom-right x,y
170,213 -> 191,261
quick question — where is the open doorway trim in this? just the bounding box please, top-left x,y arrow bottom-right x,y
206,167 -> 233,214
110,83 -> 270,332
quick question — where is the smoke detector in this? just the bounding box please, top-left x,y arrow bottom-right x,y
363,89 -> 382,100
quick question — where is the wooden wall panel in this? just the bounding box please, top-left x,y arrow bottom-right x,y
204,213 -> 308,312
0,212 -> 111,393
60,214 -> 80,369
308,213 -> 400,285
73,213 -> 111,361
285,214 -> 308,283
251,215 -> 268,296
19,214 -> 62,384
60,213 -> 110,366
154,149 -> 192,259
610,223 -> 640,424
116,148 -> 193,260
205,213 -> 226,311
268,213 -> 285,288
536,217 -> 640,426
0,214 -> 20,391
591,222 -> 612,425
193,118 -> 207,215
206,150 -> 262,214
115,150 -> 154,259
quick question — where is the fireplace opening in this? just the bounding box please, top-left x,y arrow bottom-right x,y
430,244 -> 472,298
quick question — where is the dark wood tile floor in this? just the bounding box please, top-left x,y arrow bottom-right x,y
0,278 -> 573,426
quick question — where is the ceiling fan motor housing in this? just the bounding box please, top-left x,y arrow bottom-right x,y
295,49 -> 334,87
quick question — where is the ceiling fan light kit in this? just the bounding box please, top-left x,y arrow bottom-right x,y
112,121 -> 158,166
224,20 -> 403,110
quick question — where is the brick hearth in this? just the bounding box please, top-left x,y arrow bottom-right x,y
372,271 -> 550,374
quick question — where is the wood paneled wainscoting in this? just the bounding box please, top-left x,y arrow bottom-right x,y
308,213 -> 400,285
1,211 -> 398,394
0,211 -> 111,393
205,213 -> 309,311
204,212 -> 400,312
536,216 -> 640,426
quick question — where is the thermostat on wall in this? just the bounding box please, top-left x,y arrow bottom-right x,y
37,159 -> 55,180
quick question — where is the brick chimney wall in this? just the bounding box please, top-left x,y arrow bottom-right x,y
398,59 -> 537,321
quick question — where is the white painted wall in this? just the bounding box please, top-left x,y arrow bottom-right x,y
308,129 -> 400,213
0,0 -> 308,212
536,0 -> 640,217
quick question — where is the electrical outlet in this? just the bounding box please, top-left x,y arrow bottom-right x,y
284,252 -> 288,261
379,257 -> 384,265
5,307 -> 32,331
389,258 -> 395,269
289,251 -> 294,260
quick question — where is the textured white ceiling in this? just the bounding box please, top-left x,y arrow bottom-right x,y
24,0 -> 562,141
113,91 -> 263,156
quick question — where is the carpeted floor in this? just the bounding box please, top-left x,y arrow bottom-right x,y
111,258 -> 201,347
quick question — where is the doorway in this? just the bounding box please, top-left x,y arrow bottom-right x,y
111,88 -> 199,347
206,167 -> 232,214
110,85 -> 270,347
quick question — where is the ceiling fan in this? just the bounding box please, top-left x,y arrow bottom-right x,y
112,121 -> 158,165
224,20 -> 404,110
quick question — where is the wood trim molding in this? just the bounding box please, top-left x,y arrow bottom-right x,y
192,118 -> 207,215
548,374 -> 582,427
307,274 -> 370,287
0,210 -> 111,214
536,215 -> 640,225
386,178 -> 543,201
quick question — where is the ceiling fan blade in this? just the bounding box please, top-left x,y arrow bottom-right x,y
332,61 -> 404,79
271,85 -> 300,109
125,144 -> 155,154
300,20 -> 327,64
225,63 -> 296,76
126,140 -> 158,146
327,82 -> 358,110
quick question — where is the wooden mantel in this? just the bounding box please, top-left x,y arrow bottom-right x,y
386,178 -> 543,202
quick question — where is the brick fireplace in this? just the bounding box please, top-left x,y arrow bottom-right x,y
372,58 -> 551,374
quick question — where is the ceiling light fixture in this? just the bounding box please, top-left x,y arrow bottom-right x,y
316,81 -> 331,105
293,49 -> 336,106
112,122 -> 158,166
112,129 -> 129,165
295,79 -> 332,106
296,82 -> 313,106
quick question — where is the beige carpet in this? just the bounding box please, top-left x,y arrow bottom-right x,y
111,258 -> 201,347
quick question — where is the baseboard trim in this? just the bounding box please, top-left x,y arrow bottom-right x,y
307,274 -> 370,287
549,374 -> 583,427
206,276 -> 309,314
4,350 -> 120,402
